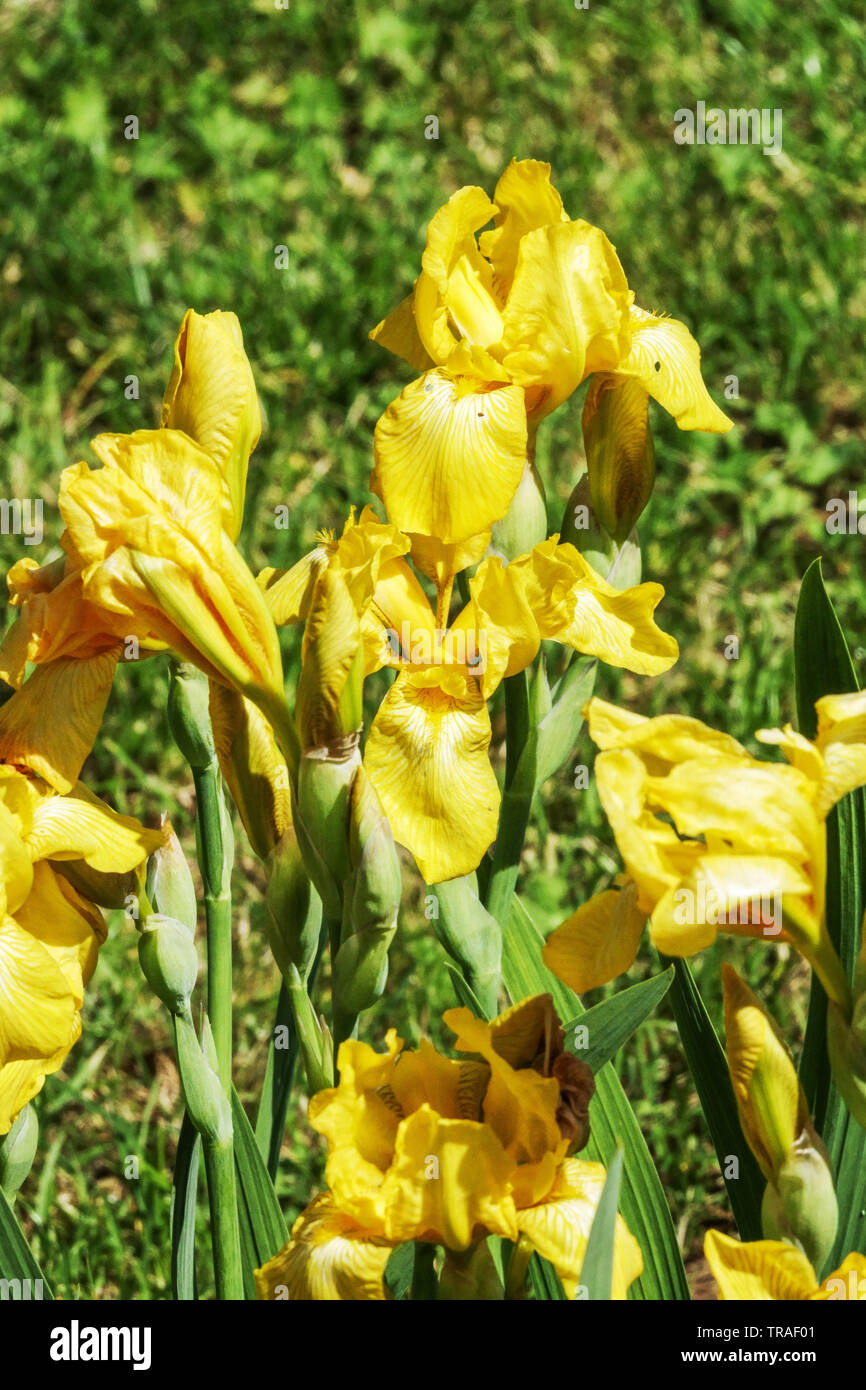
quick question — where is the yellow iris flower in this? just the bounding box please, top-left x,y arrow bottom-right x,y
543,693 -> 866,1008
255,994 -> 641,1300
261,507 -> 677,883
704,1230 -> 866,1301
370,157 -> 732,552
57,428 -> 289,737
0,308 -> 266,789
0,764 -> 163,1132
161,308 -> 261,541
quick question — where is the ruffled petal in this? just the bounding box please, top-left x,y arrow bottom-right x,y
444,1006 -> 562,1165
479,158 -> 568,299
380,1104 -> 518,1249
543,881 -> 647,993
498,220 -> 633,415
0,1051 -> 75,1135
516,1157 -> 644,1299
0,914 -> 80,1066
453,553 -> 542,698
255,1194 -> 393,1301
27,781 -> 163,872
816,1252 -> 866,1301
614,305 -> 733,432
704,1231 -> 817,1300
414,186 -> 502,362
364,670 -> 499,884
649,854 -> 812,957
812,691 -> 866,816
585,696 -> 750,763
369,291 -> 435,373
161,308 -> 261,539
514,539 -> 678,676
372,369 -> 527,546
0,653 -> 118,793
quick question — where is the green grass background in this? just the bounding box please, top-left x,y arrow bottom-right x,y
1,0 -> 864,1298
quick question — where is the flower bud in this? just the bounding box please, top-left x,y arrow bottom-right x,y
146,819 -> 197,932
265,827 -> 323,984
296,566 -> 363,752
173,1013 -> 232,1146
489,455 -> 547,563
559,476 -> 642,590
332,768 -> 401,1016
161,309 -> 261,542
295,742 -> 361,919
168,661 -> 216,770
138,913 -> 199,1017
582,374 -> 655,542
0,1104 -> 38,1200
761,1135 -> 838,1272
210,682 -> 292,860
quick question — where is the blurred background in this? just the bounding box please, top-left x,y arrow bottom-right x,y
1,0 -> 864,1297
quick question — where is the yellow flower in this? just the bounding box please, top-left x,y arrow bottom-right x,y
363,536 -> 676,884
161,308 -> 261,540
0,556 -> 134,792
260,506 -> 676,883
58,428 -> 291,752
255,995 -> 641,1300
704,1230 -> 866,1301
543,693 -> 866,1007
0,766 -> 163,1132
0,309 -> 262,790
370,158 -> 732,550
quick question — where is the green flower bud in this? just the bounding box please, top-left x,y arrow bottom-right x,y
432,873 -> 501,1020
265,827 -> 323,985
489,455 -> 547,562
0,1104 -> 38,1200
560,476 -> 642,590
333,769 -> 401,1017
146,819 -> 198,932
138,913 -> 199,1017
168,661 -> 216,770
295,742 -> 360,919
760,1134 -> 838,1271
173,1014 -> 232,1146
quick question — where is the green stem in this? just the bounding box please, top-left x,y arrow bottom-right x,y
193,763 -> 233,1093
286,967 -> 333,1094
410,1243 -> 439,1301
484,671 -> 532,926
783,905 -> 853,1018
504,1235 -> 534,1300
202,1138 -> 244,1301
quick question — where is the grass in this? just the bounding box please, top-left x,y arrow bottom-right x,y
1,0 -> 864,1297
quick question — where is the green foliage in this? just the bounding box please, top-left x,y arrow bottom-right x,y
2,0 -> 864,1296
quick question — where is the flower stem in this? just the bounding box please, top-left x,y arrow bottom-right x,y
193,763 -> 233,1093
202,1137 -> 244,1301
484,670 -> 532,926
